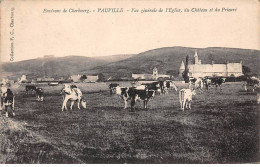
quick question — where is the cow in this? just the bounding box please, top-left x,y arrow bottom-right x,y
210,77 -> 226,90
25,85 -> 37,94
115,86 -> 131,109
0,88 -> 15,117
164,80 -> 178,94
202,77 -> 212,90
243,77 -> 259,92
141,82 -> 161,94
36,88 -> 44,101
188,77 -> 204,90
179,88 -> 196,111
128,88 -> 155,111
109,83 -> 119,96
61,84 -> 86,111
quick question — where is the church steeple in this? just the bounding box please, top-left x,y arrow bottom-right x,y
194,50 -> 199,64
179,61 -> 185,77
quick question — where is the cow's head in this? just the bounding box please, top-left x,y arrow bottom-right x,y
81,98 -> 87,109
63,84 -> 72,94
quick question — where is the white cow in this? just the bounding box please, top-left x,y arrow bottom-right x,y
61,84 -> 86,111
179,88 -> 196,111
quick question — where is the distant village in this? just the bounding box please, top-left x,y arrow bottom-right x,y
1,51 -> 244,86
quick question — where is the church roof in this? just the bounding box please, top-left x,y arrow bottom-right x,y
179,61 -> 185,70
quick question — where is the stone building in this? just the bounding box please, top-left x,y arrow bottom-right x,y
179,51 -> 243,78
132,67 -> 171,80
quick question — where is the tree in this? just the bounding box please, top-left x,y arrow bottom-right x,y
182,55 -> 190,83
80,75 -> 87,82
97,73 -> 106,82
242,65 -> 251,75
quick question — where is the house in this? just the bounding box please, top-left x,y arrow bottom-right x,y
84,75 -> 99,83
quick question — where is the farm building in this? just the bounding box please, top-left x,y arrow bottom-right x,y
70,75 -> 81,82
132,67 -> 171,80
179,51 -> 243,78
70,74 -> 99,83
83,75 -> 99,83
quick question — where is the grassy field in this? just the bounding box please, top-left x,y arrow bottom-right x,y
0,82 -> 259,163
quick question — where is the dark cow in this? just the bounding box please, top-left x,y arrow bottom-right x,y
128,87 -> 155,111
25,85 -> 36,94
2,88 -> 15,117
109,83 -> 119,96
36,88 -> 44,101
210,77 -> 226,90
141,82 -> 161,94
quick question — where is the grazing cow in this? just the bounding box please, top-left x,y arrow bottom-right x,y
115,86 -> 130,109
1,88 -> 15,117
25,85 -> 37,94
179,89 -> 196,111
36,88 -> 44,101
164,80 -> 178,94
109,83 -> 119,96
210,77 -> 226,90
61,84 -> 86,111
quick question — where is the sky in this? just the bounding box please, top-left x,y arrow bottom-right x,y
1,0 -> 259,62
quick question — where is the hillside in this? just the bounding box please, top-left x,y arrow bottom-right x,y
2,47 -> 259,80
1,55 -> 134,79
89,47 -> 260,78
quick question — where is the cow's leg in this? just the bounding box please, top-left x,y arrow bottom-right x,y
188,101 -> 191,109
182,101 -> 186,111
62,98 -> 68,111
130,99 -> 135,112
5,105 -> 8,117
12,97 -> 15,116
70,101 -> 75,110
123,97 -> 127,109
143,101 -> 148,110
77,99 -> 81,109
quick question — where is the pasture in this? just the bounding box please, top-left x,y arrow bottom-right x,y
0,82 -> 259,163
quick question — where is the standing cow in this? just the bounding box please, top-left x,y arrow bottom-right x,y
0,88 -> 15,117
36,88 -> 44,101
61,84 -> 87,111
25,85 -> 37,94
179,88 -> 196,111
128,87 -> 155,111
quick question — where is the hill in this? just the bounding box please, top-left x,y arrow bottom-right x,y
1,54 -> 134,79
89,47 -> 260,78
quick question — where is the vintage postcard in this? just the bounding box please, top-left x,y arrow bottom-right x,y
0,0 -> 259,164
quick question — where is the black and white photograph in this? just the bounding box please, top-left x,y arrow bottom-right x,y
0,0 -> 259,164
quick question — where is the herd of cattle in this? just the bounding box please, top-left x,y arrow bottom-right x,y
0,76 -> 260,117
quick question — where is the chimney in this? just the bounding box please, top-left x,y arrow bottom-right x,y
240,61 -> 242,64
212,61 -> 214,65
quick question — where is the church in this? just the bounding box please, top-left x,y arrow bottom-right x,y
132,67 -> 171,80
179,51 -> 243,78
